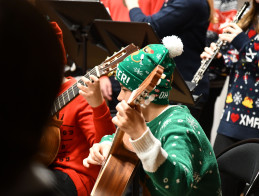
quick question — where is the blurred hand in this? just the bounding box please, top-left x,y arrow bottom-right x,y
78,75 -> 104,107
112,100 -> 147,140
83,143 -> 111,168
100,76 -> 112,101
200,42 -> 222,60
219,23 -> 242,43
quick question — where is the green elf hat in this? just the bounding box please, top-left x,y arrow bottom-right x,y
116,35 -> 183,105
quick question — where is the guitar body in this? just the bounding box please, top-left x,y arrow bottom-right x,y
36,116 -> 62,166
91,130 -> 139,196
91,65 -> 164,196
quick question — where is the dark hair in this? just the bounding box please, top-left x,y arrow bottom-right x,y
0,0 -> 64,191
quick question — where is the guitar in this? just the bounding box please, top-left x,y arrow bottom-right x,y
91,65 -> 165,196
36,44 -> 139,166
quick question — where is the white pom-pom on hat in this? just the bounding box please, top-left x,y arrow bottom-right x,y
162,35 -> 183,58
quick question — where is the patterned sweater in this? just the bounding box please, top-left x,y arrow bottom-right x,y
101,105 -> 221,195
217,26 -> 259,140
50,77 -> 116,196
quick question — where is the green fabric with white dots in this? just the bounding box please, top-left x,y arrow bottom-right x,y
101,105 -> 221,195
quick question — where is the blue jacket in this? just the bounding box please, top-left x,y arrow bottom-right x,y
129,0 -> 211,101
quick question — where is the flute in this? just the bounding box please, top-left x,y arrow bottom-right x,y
191,1 -> 250,86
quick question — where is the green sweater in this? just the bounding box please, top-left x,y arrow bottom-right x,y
101,105 -> 221,195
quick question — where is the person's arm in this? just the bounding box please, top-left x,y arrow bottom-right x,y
100,76 -> 112,101
204,24 -> 257,67
78,75 -> 116,142
78,75 -> 104,107
125,0 -> 197,37
200,23 -> 245,63
92,101 -> 116,142
129,117 -> 195,195
111,101 -> 193,195
223,24 -> 258,64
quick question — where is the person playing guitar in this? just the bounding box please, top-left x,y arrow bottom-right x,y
47,21 -> 117,196
83,35 -> 222,196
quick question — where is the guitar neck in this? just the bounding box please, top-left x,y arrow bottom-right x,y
50,66 -> 100,116
50,43 -> 139,116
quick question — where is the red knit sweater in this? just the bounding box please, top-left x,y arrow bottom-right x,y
50,77 -> 116,196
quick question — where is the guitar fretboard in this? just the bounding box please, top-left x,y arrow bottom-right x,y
50,66 -> 99,116
50,43 -> 139,116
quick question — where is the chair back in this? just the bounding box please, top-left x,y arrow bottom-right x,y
216,139 -> 259,196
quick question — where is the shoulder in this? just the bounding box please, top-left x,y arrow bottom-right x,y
160,105 -> 202,133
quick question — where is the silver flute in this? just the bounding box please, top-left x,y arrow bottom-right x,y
191,1 -> 250,86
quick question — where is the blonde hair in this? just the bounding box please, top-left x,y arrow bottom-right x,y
238,0 -> 259,33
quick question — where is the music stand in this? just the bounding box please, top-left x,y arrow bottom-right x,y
91,19 -> 196,105
35,0 -> 112,72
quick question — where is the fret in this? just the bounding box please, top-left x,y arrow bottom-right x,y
58,96 -> 61,110
67,90 -> 70,101
72,84 -> 76,97
95,66 -> 100,77
62,93 -> 65,106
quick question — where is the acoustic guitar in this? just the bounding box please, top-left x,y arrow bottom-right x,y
36,44 -> 139,166
91,65 -> 165,196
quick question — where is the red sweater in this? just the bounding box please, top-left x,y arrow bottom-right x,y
50,77 -> 116,196
101,0 -> 164,21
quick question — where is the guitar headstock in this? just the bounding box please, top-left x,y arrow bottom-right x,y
98,44 -> 139,77
127,65 -> 165,108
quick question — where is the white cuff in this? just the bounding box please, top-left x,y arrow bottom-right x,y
129,127 -> 168,172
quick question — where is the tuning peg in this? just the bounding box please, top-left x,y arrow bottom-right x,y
161,74 -> 166,79
107,72 -> 113,77
148,94 -> 155,101
144,99 -> 150,105
157,79 -> 161,85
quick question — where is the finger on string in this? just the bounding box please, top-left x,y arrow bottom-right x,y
90,147 -> 104,163
101,145 -> 111,160
83,158 -> 90,167
115,102 -> 124,114
121,100 -> 130,110
90,75 -> 99,83
112,116 -> 119,127
81,76 -> 91,86
77,83 -> 88,92
83,157 -> 101,167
